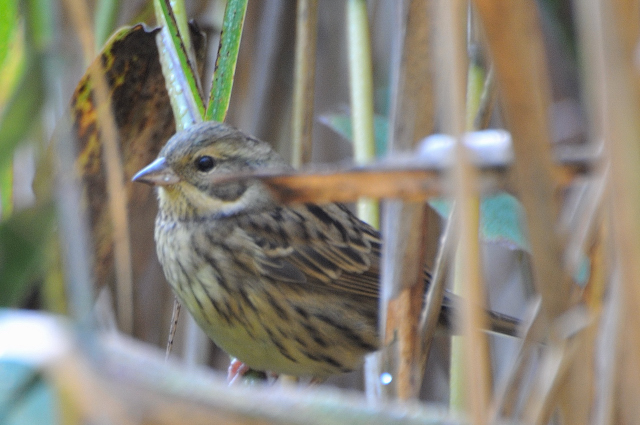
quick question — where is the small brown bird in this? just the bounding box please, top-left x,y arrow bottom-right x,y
133,121 -> 516,380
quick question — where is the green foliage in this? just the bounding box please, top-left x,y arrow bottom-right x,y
430,193 -> 530,252
0,54 -> 44,171
0,0 -> 56,307
430,193 -> 590,285
0,0 -> 19,69
205,0 -> 248,122
154,0 -> 206,127
0,203 -> 56,307
0,0 -> 51,219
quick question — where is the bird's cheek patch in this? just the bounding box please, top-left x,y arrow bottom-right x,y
207,181 -> 249,202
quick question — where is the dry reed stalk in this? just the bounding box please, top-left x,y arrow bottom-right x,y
596,1 -> 640,422
63,0 -> 134,334
378,0 -> 437,400
47,331 -> 467,425
469,1 -> 580,420
435,0 -> 490,422
553,172 -> 607,423
569,1 -> 612,419
592,262 -> 621,425
472,0 -> 568,323
573,0 -> 640,422
522,320 -> 583,424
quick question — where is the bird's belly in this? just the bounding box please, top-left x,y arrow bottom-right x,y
170,273 -> 369,378
155,221 -> 377,378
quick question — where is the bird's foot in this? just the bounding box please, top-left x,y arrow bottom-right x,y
227,358 -> 250,385
228,358 -> 271,385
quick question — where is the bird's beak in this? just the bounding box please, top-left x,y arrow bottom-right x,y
132,157 -> 181,186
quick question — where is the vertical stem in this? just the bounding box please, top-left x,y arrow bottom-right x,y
65,0 -> 134,334
155,0 -> 206,125
291,0 -> 319,168
168,0 -> 193,53
472,0 -> 568,320
466,60 -> 485,130
206,0 -> 249,122
0,163 -> 13,219
573,0 -> 640,422
436,0 -> 490,421
378,0 -> 437,400
593,1 -> 640,422
347,0 -> 378,227
347,0 -> 380,399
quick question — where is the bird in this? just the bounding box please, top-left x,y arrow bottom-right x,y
133,121 -> 518,380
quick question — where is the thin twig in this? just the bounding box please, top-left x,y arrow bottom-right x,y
523,307 -> 590,424
165,298 -> 181,360
417,207 -> 453,377
562,166 -> 608,281
489,297 -> 542,421
524,337 -> 579,425
473,66 -> 496,130
591,264 -> 622,425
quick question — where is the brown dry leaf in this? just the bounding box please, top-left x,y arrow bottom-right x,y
70,23 -> 206,337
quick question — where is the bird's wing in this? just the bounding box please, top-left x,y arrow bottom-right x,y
235,203 -> 382,299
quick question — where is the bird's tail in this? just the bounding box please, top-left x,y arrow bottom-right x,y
439,293 -> 521,337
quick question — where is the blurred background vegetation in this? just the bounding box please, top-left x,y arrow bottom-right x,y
1,0 -> 639,424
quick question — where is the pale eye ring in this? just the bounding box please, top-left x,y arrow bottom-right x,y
195,155 -> 216,172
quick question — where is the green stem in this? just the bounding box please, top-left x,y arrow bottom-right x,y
154,0 -> 205,126
291,0 -> 319,168
347,0 -> 378,228
0,161 -> 13,219
205,0 -> 248,122
169,0 -> 193,52
466,61 -> 485,131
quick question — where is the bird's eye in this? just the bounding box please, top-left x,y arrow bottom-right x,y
195,155 -> 216,172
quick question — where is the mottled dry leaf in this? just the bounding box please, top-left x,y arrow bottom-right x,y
70,23 -> 206,337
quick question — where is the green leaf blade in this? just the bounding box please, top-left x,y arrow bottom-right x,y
205,0 -> 248,123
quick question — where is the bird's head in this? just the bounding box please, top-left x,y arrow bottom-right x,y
133,121 -> 287,219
